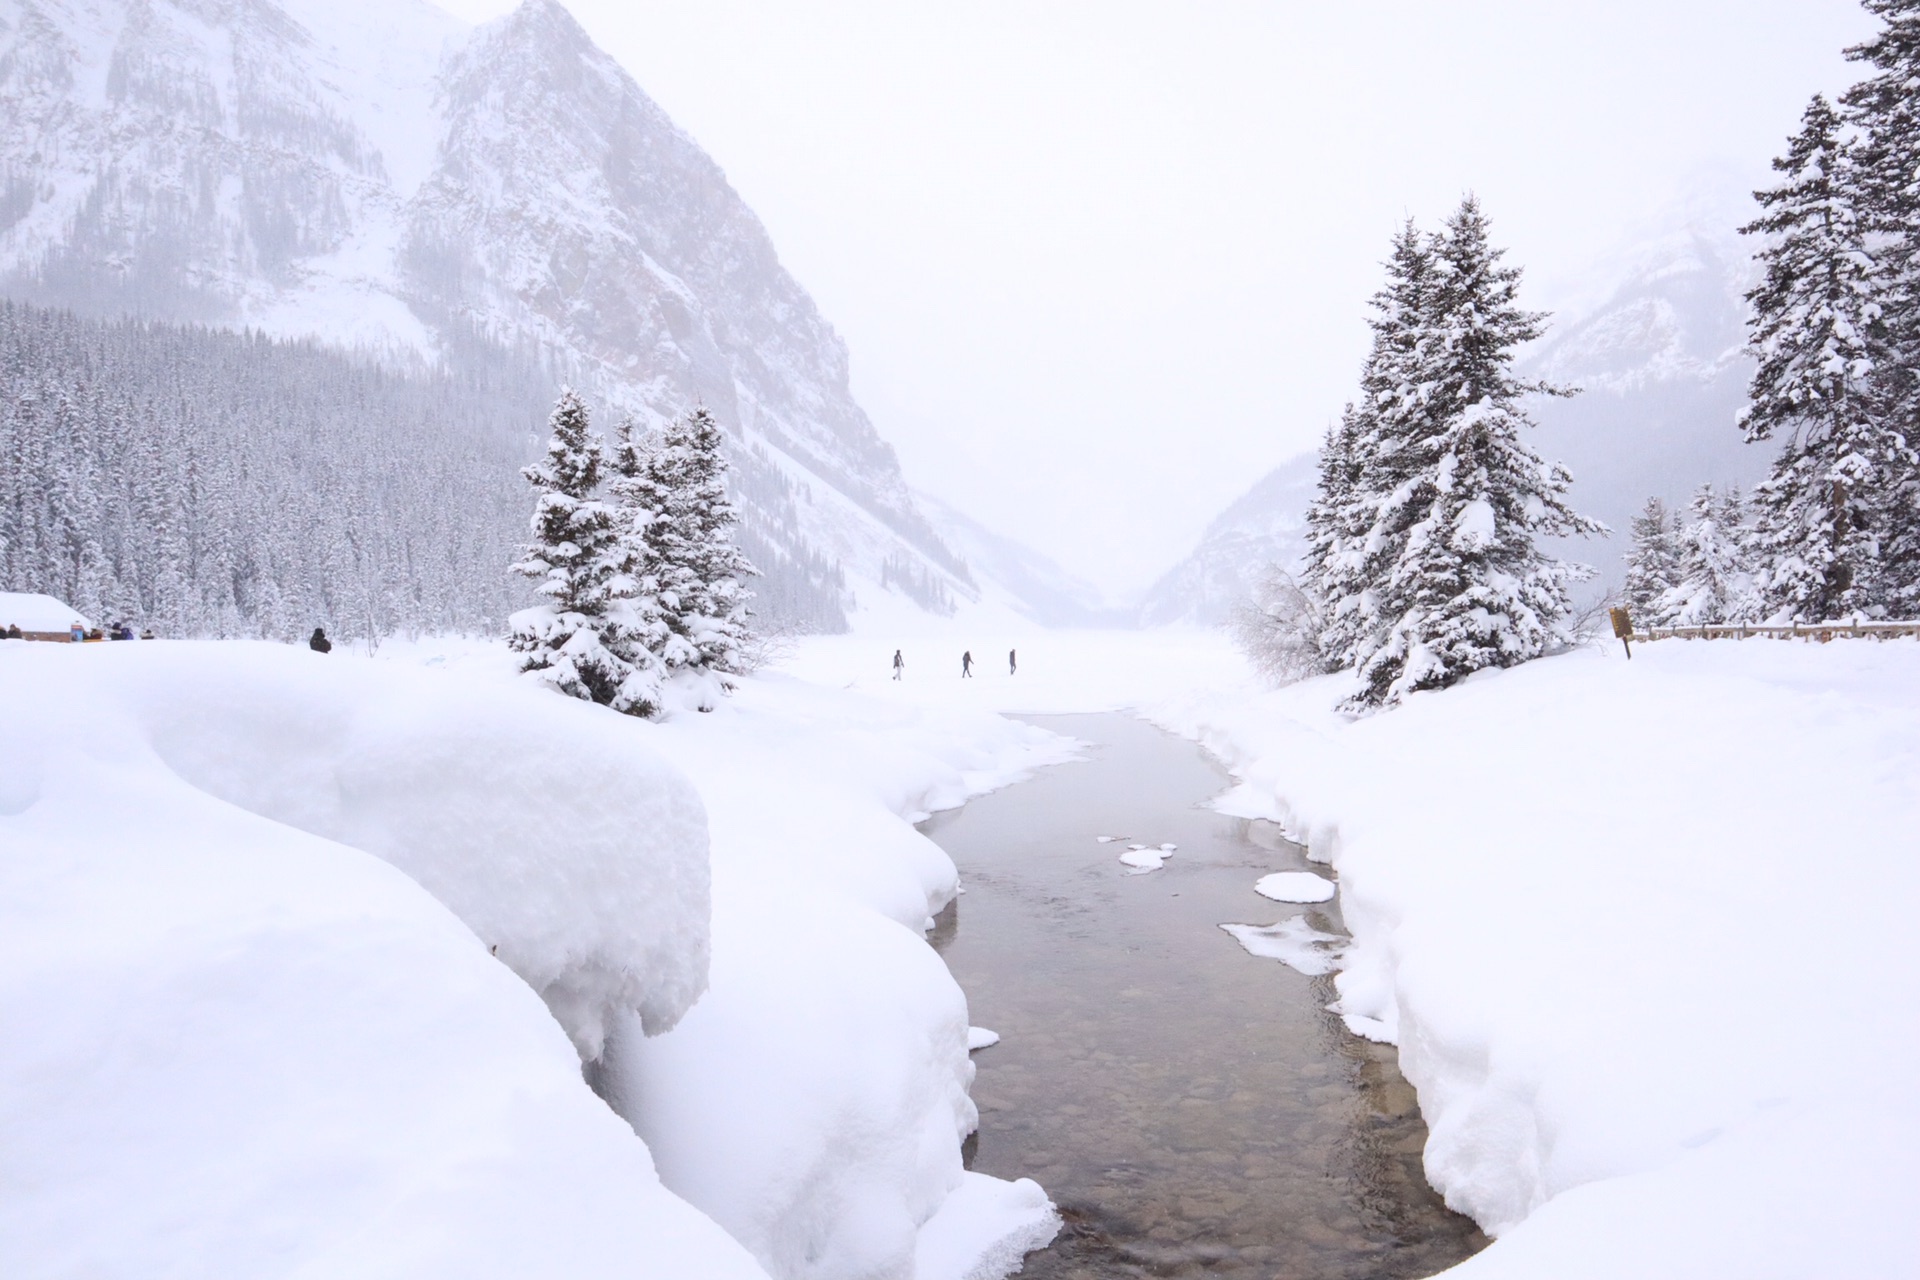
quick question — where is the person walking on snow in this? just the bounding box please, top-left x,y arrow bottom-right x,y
961,650 -> 974,678
309,627 -> 332,654
1009,648 -> 1017,675
892,649 -> 905,680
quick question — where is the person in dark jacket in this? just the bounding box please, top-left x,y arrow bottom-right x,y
961,650 -> 973,678
892,649 -> 905,680
1009,648 -> 1017,675
309,627 -> 332,654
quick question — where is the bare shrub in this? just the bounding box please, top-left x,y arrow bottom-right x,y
1230,567 -> 1326,686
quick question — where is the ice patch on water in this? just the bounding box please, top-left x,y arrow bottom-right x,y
1119,842 -> 1177,874
967,1026 -> 1001,1051
1220,917 -> 1349,976
1255,871 -> 1336,903
1095,835 -> 1125,843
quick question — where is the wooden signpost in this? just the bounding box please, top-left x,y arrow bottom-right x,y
1609,606 -> 1634,660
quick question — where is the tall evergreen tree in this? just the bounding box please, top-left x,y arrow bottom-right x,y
1624,497 -> 1683,626
1741,94 -> 1908,619
619,406 -> 757,684
1842,0 -> 1920,610
606,414 -> 670,662
1350,197 -> 1601,708
1302,406 -> 1363,672
1306,222 -> 1438,674
508,390 -> 662,716
1660,485 -> 1757,626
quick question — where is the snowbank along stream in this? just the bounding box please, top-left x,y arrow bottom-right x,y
922,713 -> 1486,1278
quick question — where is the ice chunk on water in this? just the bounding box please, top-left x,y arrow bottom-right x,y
968,1027 -> 1001,1051
1119,845 -> 1171,873
1220,917 -> 1349,976
1255,871 -> 1336,903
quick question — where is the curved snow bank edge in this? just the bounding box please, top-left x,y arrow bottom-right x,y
0,641 -> 766,1279
39,642 -> 712,1059
914,1173 -> 1061,1280
1147,646 -> 1920,1277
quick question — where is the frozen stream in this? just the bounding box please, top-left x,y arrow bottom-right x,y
921,713 -> 1486,1279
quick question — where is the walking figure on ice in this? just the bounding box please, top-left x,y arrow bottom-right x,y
1009,648 -> 1017,675
892,649 -> 905,680
961,650 -> 974,678
309,627 -> 332,654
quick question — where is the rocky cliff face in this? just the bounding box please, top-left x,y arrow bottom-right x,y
0,0 -> 969,625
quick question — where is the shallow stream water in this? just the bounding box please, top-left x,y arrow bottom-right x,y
921,713 -> 1486,1279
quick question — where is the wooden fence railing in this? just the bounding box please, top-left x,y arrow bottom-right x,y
1633,620 -> 1920,643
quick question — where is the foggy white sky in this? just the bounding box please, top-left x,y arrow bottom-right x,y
438,0 -> 1872,597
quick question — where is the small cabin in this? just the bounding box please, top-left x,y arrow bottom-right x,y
0,592 -> 93,642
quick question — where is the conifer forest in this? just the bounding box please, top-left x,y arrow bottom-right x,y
0,303 -> 847,641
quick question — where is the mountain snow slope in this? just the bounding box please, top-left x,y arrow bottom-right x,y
1524,215 -> 1770,584
0,0 -> 974,625
1143,203 -> 1777,624
913,491 -> 1128,628
1137,452 -> 1315,626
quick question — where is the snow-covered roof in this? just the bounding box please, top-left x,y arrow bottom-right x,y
0,592 -> 91,632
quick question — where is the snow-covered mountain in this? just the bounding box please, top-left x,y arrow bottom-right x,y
0,0 -> 971,625
1137,454 -> 1315,626
1524,216 -> 1770,584
1144,202 -> 1776,624
913,491 -> 1128,628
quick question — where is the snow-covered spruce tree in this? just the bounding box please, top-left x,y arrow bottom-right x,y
1660,485 -> 1757,626
1624,497 -> 1683,627
605,415 -> 670,662
508,390 -> 663,716
1349,197 -> 1602,709
620,407 -> 757,689
1301,405 -> 1365,672
1741,94 -> 1910,620
1842,1 -> 1920,610
1310,221 -> 1439,674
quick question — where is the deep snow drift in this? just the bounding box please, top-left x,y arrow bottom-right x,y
0,639 -> 761,1278
1156,638 -> 1920,1277
0,637 -> 1069,1279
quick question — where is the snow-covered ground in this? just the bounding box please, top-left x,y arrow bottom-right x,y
0,639 -> 762,1279
783,623 -> 1246,716
0,636 -> 1070,1279
1155,638 -> 1920,1277
9,624 -> 1912,1278
794,623 -> 1920,1273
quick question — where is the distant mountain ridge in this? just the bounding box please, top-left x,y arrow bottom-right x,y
913,491 -> 1127,628
0,0 -> 978,627
1524,219 -> 1769,582
1137,455 -> 1314,626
